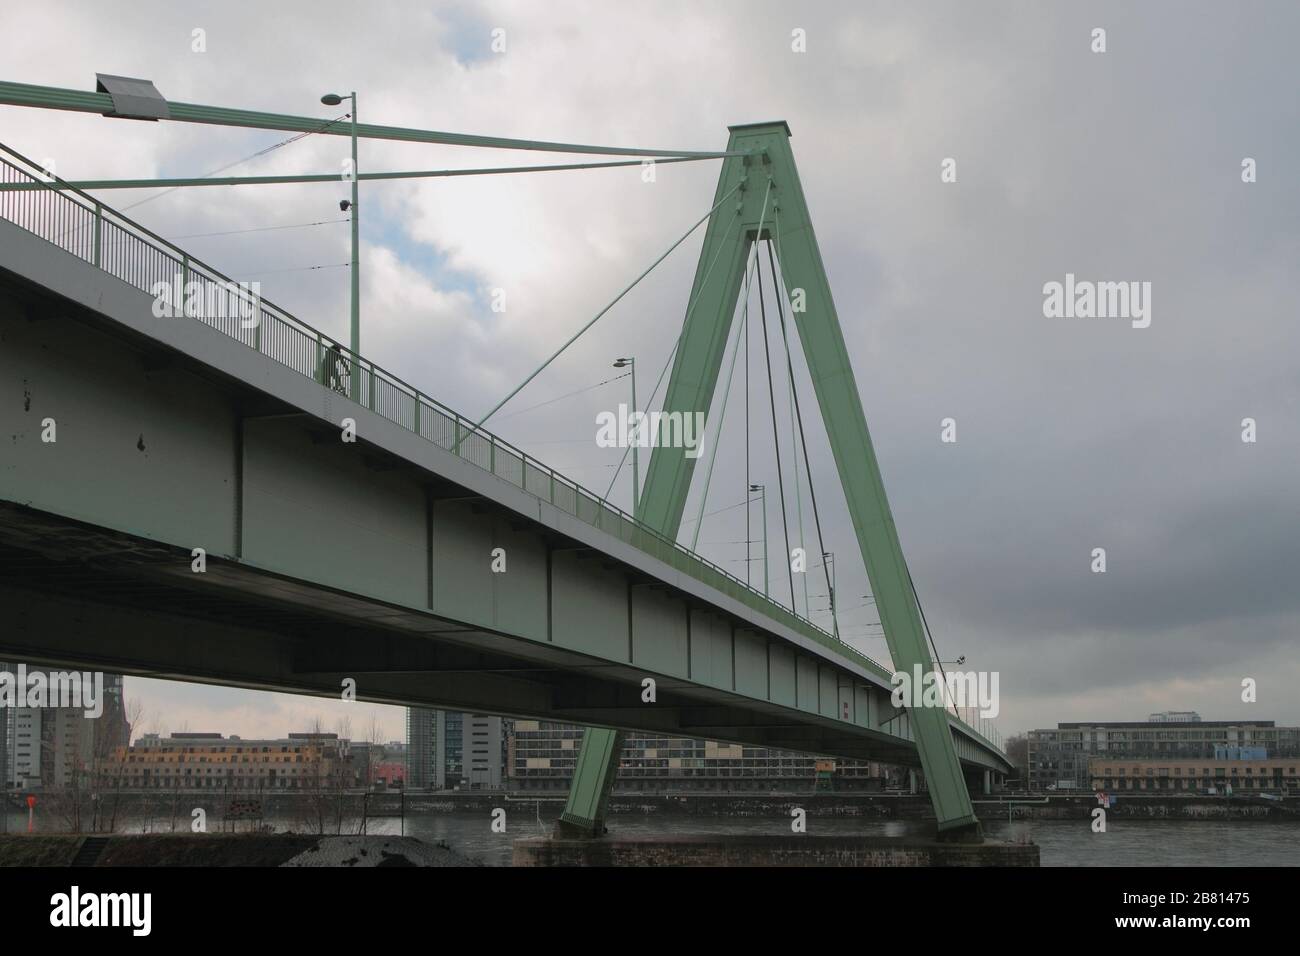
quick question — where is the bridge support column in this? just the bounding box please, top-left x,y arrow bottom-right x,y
556,728 -> 623,837
983,770 -> 991,795
559,120 -> 988,842
909,769 -> 918,794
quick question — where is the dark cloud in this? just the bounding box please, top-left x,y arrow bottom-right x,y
4,1 -> 1296,738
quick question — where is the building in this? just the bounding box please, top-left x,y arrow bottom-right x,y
407,709 -> 462,789
371,762 -> 406,788
346,741 -> 375,788
405,708 -> 438,789
1089,755 -> 1300,794
1,665 -> 128,791
97,732 -> 348,791
0,671 -> 6,792
462,714 -> 505,790
1027,716 -> 1300,790
406,709 -> 507,790
508,721 -> 894,792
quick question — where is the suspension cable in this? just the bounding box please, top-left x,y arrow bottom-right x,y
909,566 -> 954,714
744,233 -> 751,585
755,246 -> 796,608
29,155 -> 714,193
457,179 -> 744,450
688,253 -> 757,551
765,233 -> 837,639
597,204 -> 744,507
742,181 -> 773,585
766,232 -> 811,617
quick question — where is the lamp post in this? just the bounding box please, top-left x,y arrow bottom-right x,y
321,91 -> 359,395
614,358 -> 638,518
823,550 -> 838,639
749,483 -> 767,596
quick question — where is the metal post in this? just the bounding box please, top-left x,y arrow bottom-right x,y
629,358 -> 639,519
614,357 -> 639,518
826,551 -> 838,639
749,484 -> 767,596
826,554 -> 837,634
349,92 -> 360,395
92,202 -> 101,267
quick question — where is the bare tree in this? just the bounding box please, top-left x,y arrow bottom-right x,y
358,710 -> 385,834
1003,734 -> 1029,788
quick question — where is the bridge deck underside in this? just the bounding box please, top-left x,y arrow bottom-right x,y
0,502 -> 927,765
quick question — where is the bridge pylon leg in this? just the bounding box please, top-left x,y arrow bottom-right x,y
556,728 -> 622,837
560,120 -> 985,842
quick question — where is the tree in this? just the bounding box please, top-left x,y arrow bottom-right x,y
1003,734 -> 1029,787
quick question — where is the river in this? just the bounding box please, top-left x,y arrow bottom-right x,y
6,806 -> 1298,866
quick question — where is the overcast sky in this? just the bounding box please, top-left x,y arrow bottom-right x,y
3,0 -> 1297,743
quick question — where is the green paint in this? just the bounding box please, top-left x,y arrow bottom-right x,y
0,80 -> 746,158
563,122 -> 980,838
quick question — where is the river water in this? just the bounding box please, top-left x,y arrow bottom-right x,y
6,806 -> 1298,866
381,810 -> 1300,867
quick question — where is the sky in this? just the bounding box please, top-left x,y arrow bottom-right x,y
2,0 -> 1297,743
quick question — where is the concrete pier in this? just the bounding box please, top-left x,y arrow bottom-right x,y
513,834 -> 1039,867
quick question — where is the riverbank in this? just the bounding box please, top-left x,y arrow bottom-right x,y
0,834 -> 480,867
425,790 -> 1300,821
8,789 -> 1298,827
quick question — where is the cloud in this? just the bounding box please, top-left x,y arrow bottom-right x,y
3,0 -> 1296,740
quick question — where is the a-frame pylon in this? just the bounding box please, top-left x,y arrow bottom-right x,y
558,122 -> 981,839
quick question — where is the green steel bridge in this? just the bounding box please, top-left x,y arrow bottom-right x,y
0,79 -> 1010,839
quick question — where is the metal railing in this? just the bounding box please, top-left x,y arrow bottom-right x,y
0,142 -> 1005,756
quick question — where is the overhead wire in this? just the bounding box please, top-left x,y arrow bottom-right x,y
118,112 -> 354,211
496,372 -> 630,421
234,261 -> 349,277
168,217 -> 348,240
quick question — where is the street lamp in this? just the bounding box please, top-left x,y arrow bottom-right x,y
321,91 -> 359,396
614,358 -> 638,518
749,484 -> 767,596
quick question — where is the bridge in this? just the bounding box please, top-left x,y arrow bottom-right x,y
0,81 -> 1010,841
